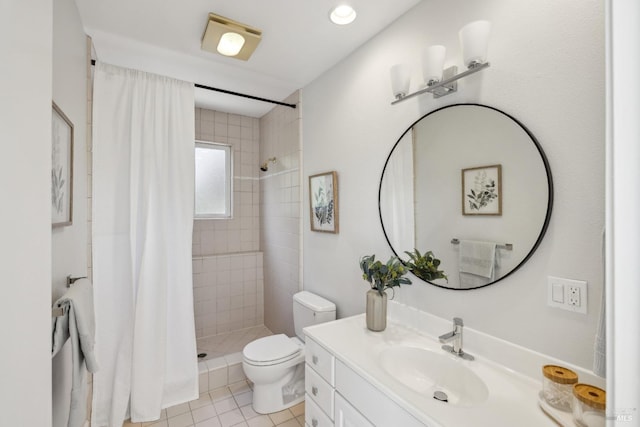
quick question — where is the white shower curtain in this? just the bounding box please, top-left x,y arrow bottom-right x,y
91,62 -> 198,426
380,130 -> 415,252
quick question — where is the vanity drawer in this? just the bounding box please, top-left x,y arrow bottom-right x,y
305,392 -> 334,427
335,360 -> 425,427
305,364 -> 334,420
305,337 -> 335,385
334,392 -> 374,427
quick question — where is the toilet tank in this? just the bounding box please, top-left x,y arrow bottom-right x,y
293,291 -> 336,341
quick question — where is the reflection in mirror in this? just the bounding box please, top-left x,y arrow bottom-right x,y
379,104 -> 553,290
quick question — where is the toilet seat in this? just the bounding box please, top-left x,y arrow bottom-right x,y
242,334 -> 302,366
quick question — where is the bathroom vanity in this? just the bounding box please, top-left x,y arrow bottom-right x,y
303,303 -> 603,427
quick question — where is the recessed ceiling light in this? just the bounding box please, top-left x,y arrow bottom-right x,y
330,5 -> 357,25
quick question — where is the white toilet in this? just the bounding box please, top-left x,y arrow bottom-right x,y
242,291 -> 336,414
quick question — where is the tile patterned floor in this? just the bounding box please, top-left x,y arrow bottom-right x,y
123,380 -> 305,427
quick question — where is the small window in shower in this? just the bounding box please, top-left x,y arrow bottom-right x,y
195,141 -> 232,219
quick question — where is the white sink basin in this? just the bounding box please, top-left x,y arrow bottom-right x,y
378,346 -> 489,407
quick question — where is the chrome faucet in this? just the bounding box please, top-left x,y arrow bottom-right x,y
439,317 -> 474,360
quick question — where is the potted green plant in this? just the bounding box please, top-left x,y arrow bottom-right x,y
404,249 -> 448,283
359,254 -> 412,331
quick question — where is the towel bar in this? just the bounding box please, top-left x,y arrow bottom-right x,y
52,274 -> 88,316
66,275 -> 87,287
450,238 -> 513,251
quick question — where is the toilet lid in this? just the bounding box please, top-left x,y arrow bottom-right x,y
243,334 -> 301,364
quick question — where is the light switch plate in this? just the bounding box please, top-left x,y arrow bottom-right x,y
552,283 -> 564,303
547,276 -> 588,314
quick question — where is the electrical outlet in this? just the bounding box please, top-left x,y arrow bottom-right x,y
568,286 -> 581,306
547,276 -> 587,314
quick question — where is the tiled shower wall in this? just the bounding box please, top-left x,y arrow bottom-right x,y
259,91 -> 302,337
193,108 -> 260,255
192,252 -> 263,337
193,108 -> 263,339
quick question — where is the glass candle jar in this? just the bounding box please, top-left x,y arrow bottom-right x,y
542,365 -> 578,410
573,384 -> 606,427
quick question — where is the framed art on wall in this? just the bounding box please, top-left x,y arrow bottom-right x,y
462,164 -> 502,216
309,171 -> 339,233
51,102 -> 74,227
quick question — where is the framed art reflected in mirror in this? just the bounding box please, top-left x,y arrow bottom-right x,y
52,102 -> 74,227
462,164 -> 502,216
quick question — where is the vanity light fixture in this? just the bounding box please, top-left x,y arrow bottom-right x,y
390,20 -> 491,104
390,64 -> 411,100
459,20 -> 491,69
201,13 -> 262,61
422,45 -> 447,86
330,4 -> 357,25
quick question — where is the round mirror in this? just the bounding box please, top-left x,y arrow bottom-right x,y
379,104 -> 553,290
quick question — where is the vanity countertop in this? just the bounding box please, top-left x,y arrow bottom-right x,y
305,314 -> 561,427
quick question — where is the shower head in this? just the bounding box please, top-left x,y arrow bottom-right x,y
260,157 -> 276,172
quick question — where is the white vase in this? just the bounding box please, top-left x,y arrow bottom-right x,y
366,289 -> 387,332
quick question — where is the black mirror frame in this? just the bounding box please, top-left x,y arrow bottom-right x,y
378,103 -> 554,290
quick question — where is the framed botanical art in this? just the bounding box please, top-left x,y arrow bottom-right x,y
462,164 -> 502,216
309,171 -> 339,233
52,102 -> 74,227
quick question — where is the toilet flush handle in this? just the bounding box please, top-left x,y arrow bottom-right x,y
312,386 -> 318,396
312,355 -> 318,365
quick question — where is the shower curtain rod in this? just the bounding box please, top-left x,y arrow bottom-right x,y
90,59 -> 296,109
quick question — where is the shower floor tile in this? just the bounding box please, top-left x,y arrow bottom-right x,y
197,325 -> 273,361
124,380 -> 305,427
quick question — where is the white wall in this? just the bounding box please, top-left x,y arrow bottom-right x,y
51,0 -> 88,425
607,0 -> 640,417
302,0 -> 604,369
0,0 -> 52,425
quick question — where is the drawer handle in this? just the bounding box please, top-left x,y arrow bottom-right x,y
312,355 -> 318,364
312,386 -> 318,396
312,419 -> 318,427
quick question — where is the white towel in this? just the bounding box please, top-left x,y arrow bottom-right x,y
459,240 -> 497,279
52,278 -> 99,427
459,272 -> 492,289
